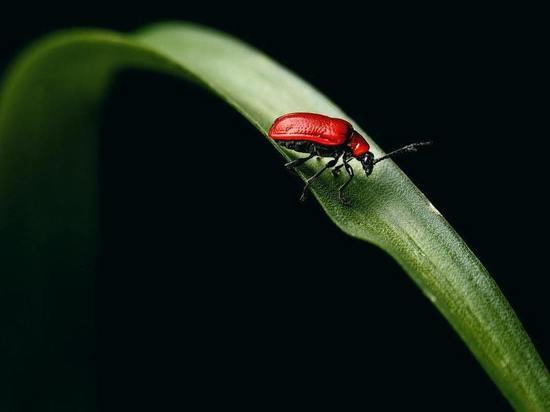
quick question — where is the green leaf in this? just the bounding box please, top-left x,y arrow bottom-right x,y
1,22 -> 549,410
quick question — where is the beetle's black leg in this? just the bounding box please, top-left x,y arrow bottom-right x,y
299,157 -> 339,202
331,151 -> 351,176
284,153 -> 314,169
331,163 -> 345,176
338,159 -> 354,205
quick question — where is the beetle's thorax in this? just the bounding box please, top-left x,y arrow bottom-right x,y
346,130 -> 370,158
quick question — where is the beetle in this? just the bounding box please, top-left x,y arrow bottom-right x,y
268,112 -> 431,204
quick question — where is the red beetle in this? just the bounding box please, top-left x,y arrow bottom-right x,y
268,112 -> 430,204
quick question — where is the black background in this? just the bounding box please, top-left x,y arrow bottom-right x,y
2,3 -> 549,411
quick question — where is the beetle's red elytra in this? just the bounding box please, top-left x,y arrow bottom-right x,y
268,112 -> 431,204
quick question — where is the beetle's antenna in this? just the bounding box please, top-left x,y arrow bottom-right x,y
373,141 -> 432,164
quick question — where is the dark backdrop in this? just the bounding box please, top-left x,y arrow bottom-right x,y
2,3 -> 548,411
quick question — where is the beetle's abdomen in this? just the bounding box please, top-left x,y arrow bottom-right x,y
268,113 -> 352,146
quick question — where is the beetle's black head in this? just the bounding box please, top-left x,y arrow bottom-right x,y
359,152 -> 375,175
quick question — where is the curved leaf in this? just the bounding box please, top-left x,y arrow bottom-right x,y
1,22 -> 549,410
